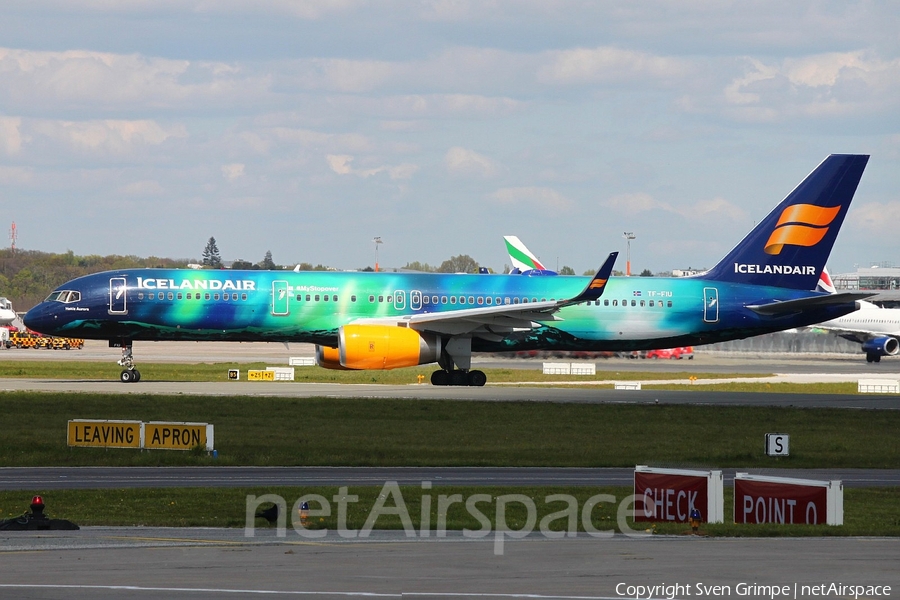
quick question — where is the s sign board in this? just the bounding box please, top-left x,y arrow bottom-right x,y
765,433 -> 790,456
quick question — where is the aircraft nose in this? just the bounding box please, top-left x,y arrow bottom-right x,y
23,303 -> 60,335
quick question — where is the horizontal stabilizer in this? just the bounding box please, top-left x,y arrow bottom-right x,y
747,292 -> 874,316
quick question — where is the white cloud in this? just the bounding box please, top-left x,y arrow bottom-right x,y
848,202 -> 900,236
120,180 -> 165,195
326,154 -> 417,180
604,192 -> 746,222
0,47 -> 269,113
445,146 -> 497,177
30,119 -> 187,154
722,51 -> 900,120
488,186 -> 571,211
221,163 -> 245,181
538,46 -> 691,86
0,166 -> 34,185
0,117 -> 24,155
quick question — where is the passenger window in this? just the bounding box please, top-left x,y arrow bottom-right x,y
477,297 -> 484,305
387,295 -> 393,303
205,293 -> 211,300
351,295 -> 357,302
138,293 -> 144,300
333,295 -> 338,302
369,295 -> 375,302
432,296 -> 439,304
213,294 -> 219,300
613,300 -> 618,306
649,300 -> 654,307
468,296 -> 475,304
296,294 -> 302,301
242,294 -> 247,301
441,296 -> 448,304
450,297 -> 456,304
604,299 -> 609,306
631,300 -> 636,307
423,296 -> 430,305
667,301 -> 673,308
232,293 -> 238,301
323,295 -> 329,302
177,293 -> 183,300
486,297 -> 493,305
378,295 -> 384,302
168,292 -> 174,300
315,295 -> 320,301
640,300 -> 645,307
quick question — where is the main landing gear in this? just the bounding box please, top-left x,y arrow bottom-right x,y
430,338 -> 486,386
117,344 -> 141,383
430,369 -> 487,387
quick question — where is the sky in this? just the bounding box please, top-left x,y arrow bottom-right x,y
1,1 -> 899,275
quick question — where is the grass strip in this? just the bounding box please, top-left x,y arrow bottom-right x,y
1,392 -> 898,468
1,487 -> 896,537
0,361 -> 765,383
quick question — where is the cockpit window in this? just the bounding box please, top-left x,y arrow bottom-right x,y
45,290 -> 81,303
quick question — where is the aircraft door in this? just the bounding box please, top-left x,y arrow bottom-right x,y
410,290 -> 422,310
394,290 -> 406,310
703,287 -> 719,323
109,277 -> 127,314
272,280 -> 289,315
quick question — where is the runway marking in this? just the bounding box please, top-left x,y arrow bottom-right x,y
0,585 -> 666,599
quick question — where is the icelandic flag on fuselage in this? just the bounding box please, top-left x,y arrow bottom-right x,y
703,154 -> 868,291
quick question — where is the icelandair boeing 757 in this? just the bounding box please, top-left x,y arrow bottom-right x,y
25,154 -> 871,385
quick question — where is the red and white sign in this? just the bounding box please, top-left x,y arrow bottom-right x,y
734,474 -> 842,525
633,466 -> 723,523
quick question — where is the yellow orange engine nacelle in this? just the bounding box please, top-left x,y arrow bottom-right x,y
315,345 -> 350,370
337,324 -> 440,370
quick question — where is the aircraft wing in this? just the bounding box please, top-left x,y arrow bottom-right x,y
747,292 -> 875,316
811,324 -> 880,345
352,252 -> 617,339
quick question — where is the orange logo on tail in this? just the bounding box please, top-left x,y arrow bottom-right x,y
589,278 -> 608,289
764,204 -> 840,255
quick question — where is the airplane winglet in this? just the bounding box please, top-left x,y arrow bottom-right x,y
563,252 -> 618,306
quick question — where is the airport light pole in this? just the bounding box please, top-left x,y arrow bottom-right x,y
373,237 -> 383,272
623,232 -> 635,276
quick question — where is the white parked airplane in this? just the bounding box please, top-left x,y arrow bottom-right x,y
812,269 -> 900,362
0,297 -> 16,326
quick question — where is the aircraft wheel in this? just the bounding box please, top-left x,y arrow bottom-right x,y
120,369 -> 135,383
874,355 -> 882,363
133,369 -> 141,382
450,370 -> 469,386
431,370 -> 449,386
867,353 -> 876,363
467,370 -> 487,387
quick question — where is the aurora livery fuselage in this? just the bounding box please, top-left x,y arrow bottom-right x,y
24,154 -> 871,385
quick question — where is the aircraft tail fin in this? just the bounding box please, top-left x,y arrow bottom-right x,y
817,267 -> 836,294
703,154 -> 868,290
504,236 -> 547,271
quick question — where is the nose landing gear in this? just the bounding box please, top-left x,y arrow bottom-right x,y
116,344 -> 141,383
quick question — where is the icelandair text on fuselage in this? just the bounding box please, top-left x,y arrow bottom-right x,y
615,582 -> 890,599
135,277 -> 256,291
733,263 -> 817,275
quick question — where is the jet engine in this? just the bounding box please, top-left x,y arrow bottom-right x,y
318,325 -> 440,370
861,336 -> 899,362
315,345 -> 349,370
